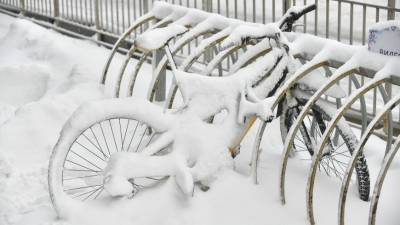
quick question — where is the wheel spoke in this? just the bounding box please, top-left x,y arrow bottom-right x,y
93,186 -> 104,199
135,126 -> 148,152
69,149 -> 103,171
65,159 -> 102,173
63,168 -> 101,173
121,119 -> 130,151
145,132 -> 156,148
72,186 -> 103,200
99,122 -> 111,156
81,133 -> 106,161
119,119 -> 123,150
89,127 -> 108,158
60,118 -> 161,202
126,122 -> 139,152
83,186 -> 104,201
63,174 -> 101,181
74,140 -> 105,164
108,120 -> 119,152
64,184 -> 103,192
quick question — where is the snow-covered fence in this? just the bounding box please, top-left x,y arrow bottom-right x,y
1,0 -> 399,42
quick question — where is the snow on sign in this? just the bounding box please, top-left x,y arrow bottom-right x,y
368,20 -> 400,56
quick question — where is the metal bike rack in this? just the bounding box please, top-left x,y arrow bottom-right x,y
85,3 -> 400,225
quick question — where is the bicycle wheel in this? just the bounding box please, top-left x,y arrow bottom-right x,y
279,99 -> 370,201
49,98 -> 171,217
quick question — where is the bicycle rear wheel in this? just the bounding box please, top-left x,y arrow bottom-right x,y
49,98 -> 171,217
280,100 -> 370,200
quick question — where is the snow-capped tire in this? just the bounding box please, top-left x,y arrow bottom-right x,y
48,98 -> 173,218
279,99 -> 370,201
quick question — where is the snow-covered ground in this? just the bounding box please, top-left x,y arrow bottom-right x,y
0,12 -> 399,225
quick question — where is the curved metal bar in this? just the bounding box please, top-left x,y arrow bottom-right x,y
348,75 -> 368,133
163,32 -> 237,109
306,74 -> 390,225
114,45 -> 136,97
228,39 -> 272,74
251,57 -> 330,186
101,12 -> 155,84
369,127 -> 400,225
113,18 -> 174,98
146,28 -> 213,103
180,27 -> 232,71
127,51 -> 151,97
202,45 -> 243,76
276,67 -> 357,205
163,45 -> 244,109
377,85 -> 393,154
338,86 -> 397,225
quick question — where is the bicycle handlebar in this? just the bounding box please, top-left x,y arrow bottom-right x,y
219,4 -> 315,51
278,4 -> 316,32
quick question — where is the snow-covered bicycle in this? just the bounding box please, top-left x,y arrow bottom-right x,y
48,4 -> 370,218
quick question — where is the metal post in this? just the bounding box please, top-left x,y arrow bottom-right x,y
282,0 -> 291,14
388,0 -> 396,20
143,0 -> 149,30
143,0 -> 149,13
53,0 -> 60,26
19,0 -> 25,15
94,0 -> 101,41
153,49 -> 166,101
204,0 -> 213,64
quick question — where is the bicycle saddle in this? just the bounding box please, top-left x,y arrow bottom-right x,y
135,24 -> 188,52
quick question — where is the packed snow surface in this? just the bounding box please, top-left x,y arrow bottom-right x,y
0,12 -> 399,225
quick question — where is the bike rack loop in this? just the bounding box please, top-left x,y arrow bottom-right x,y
274,67 -> 372,204
146,26 -> 214,103
115,6 -> 213,97
163,29 -> 237,109
251,46 -> 334,185
202,45 -> 241,75
101,2 -> 197,87
101,12 -> 155,85
369,119 -> 400,225
113,20 -> 171,97
181,27 -> 233,72
164,44 -> 247,109
337,90 -> 399,225
126,51 -> 151,97
306,72 -> 391,225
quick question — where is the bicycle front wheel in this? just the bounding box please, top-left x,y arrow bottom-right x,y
48,98 -> 172,217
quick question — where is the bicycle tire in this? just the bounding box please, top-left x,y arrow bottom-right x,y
279,99 -> 370,201
48,98 -> 172,217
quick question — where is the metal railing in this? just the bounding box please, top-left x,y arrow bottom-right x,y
0,0 -> 400,129
2,0 -> 399,42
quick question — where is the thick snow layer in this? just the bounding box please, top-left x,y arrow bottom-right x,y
0,13 -> 399,225
135,24 -> 188,51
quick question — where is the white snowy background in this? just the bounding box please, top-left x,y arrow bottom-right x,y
0,1 -> 399,224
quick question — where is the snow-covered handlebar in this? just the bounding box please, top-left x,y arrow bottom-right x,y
220,4 -> 315,50
278,4 -> 316,31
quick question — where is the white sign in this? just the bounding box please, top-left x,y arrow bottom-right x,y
368,21 -> 400,57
